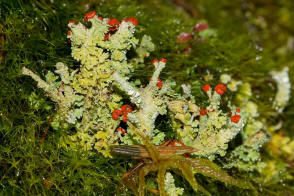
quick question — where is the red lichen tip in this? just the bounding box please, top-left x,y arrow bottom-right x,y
68,20 -> 76,24
104,33 -> 111,41
128,17 -> 138,26
200,109 -> 207,115
122,17 -> 138,26
121,104 -> 133,113
172,140 -> 185,147
202,84 -> 210,93
160,58 -> 167,63
112,109 -> 123,120
84,11 -> 96,22
108,18 -> 120,27
114,109 -> 123,115
236,108 -> 240,113
67,30 -> 71,36
231,114 -> 241,123
116,127 -> 126,135
214,83 -> 227,95
112,111 -> 119,120
108,18 -> 120,31
152,59 -> 159,65
157,78 -> 162,90
122,114 -> 129,122
194,22 -> 209,32
98,16 -> 103,21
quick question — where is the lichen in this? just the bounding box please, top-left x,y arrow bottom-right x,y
164,172 -> 184,196
21,10 -> 293,195
169,83 -> 246,159
225,131 -> 269,171
22,11 -> 272,172
22,12 -> 154,157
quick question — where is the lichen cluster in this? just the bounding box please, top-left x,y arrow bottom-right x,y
22,12 -> 256,162
168,84 -> 247,159
20,8 -> 293,196
23,11 -> 155,157
164,172 -> 184,196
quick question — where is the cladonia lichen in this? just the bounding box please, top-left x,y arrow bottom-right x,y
22,12 -> 154,157
22,11 -> 269,161
21,11 -> 291,193
164,172 -> 184,196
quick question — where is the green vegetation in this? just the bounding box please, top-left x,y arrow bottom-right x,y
0,0 -> 293,195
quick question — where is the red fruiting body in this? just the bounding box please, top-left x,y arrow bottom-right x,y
160,58 -> 167,63
108,18 -> 120,31
104,33 -> 111,41
114,109 -> 123,116
122,17 -> 138,26
118,109 -> 123,116
116,127 -> 126,135
86,11 -> 96,18
202,84 -> 210,92
214,83 -> 227,95
231,114 -> 241,123
194,23 -> 209,32
171,140 -> 190,157
172,140 -> 185,147
122,114 -> 129,122
112,109 -> 123,120
98,16 -> 103,21
236,108 -> 240,113
67,30 -> 71,36
152,59 -> 159,65
200,109 -> 207,115
128,17 -> 138,26
177,32 -> 192,43
84,11 -> 96,22
108,18 -> 120,27
157,78 -> 162,90
121,105 -> 132,113
68,21 -> 76,24
112,111 -> 120,120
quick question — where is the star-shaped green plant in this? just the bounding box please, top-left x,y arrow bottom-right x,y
111,123 -> 256,196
